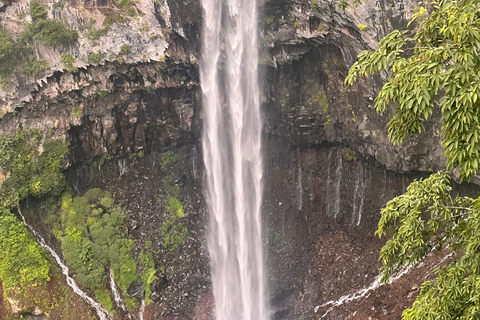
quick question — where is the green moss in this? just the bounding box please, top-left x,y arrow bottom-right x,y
161,196 -> 187,251
310,90 -> 329,113
0,210 -> 50,289
293,21 -> 301,29
266,16 -> 275,24
340,147 -> 357,162
358,23 -> 368,31
324,114 -> 332,126
140,241 -> 157,306
160,151 -> 179,171
72,106 -> 82,118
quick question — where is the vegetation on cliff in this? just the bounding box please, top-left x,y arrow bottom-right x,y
23,1 -> 78,47
347,0 -> 480,318
0,130 -> 67,290
58,189 -> 138,310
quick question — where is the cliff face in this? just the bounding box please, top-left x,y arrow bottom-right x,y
0,0 -> 455,319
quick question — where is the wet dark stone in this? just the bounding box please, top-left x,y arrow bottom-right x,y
127,282 -> 145,299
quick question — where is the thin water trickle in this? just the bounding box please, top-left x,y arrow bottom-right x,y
200,0 -> 268,319
109,268 -> 128,314
333,150 -> 343,220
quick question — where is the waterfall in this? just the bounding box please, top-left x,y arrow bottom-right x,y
17,208 -> 111,320
108,268 -> 128,314
200,0 -> 268,319
352,163 -> 366,226
139,299 -> 145,320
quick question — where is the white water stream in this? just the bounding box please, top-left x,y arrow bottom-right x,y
108,268 -> 129,316
200,0 -> 268,319
17,208 -> 111,320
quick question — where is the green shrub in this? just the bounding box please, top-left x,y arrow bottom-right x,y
88,52 -> 102,64
120,44 -> 131,55
0,28 -> 14,61
0,131 -> 68,209
94,289 -> 114,312
30,0 -> 47,21
59,190 -> 139,309
85,28 -> 108,41
23,1 -> 78,47
60,54 -> 78,73
21,59 -> 50,76
0,27 -> 23,78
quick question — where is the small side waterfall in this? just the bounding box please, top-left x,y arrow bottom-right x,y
139,299 -> 145,320
352,163 -> 366,226
200,0 -> 268,319
108,268 -> 128,314
17,208 -> 111,320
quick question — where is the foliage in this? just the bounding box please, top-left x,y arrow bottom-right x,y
358,23 -> 368,31
72,106 -> 82,118
59,189 -> 138,307
161,197 -> 187,251
120,44 -> 131,55
23,1 -> 78,47
0,131 -> 68,291
159,151 -> 187,251
88,52 -> 102,64
340,147 -> 357,162
61,54 -> 78,73
0,210 -> 50,289
345,0 -> 480,181
21,59 -> 50,76
30,0 -> 47,21
375,171 -> 480,319
160,151 -> 179,171
0,130 -> 68,210
94,289 -> 114,312
338,0 -> 364,10
0,27 -> 32,79
140,241 -> 157,305
346,0 -> 480,319
0,28 -> 14,61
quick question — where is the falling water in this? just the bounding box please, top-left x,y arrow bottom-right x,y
200,0 -> 268,319
139,299 -> 145,320
108,268 -> 128,314
17,208 -> 111,320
